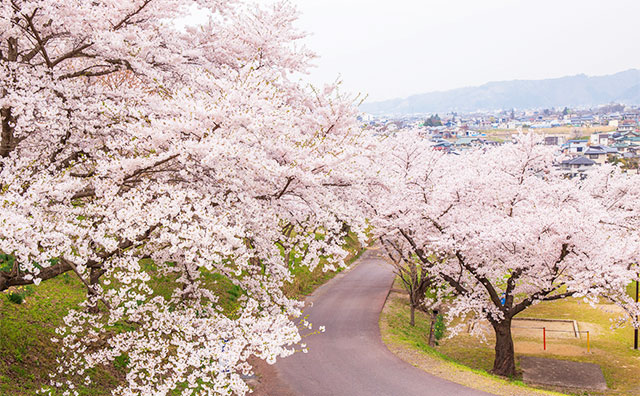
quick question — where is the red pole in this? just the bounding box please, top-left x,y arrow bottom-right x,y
543,327 -> 546,351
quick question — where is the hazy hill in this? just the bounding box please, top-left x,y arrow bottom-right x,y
361,69 -> 640,115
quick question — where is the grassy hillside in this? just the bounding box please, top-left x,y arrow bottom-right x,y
0,233 -> 364,395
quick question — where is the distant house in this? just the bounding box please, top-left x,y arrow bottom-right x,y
610,132 -> 640,152
562,139 -> 589,155
617,120 -> 637,133
543,136 -> 563,146
593,133 -> 612,146
432,141 -> 452,151
611,142 -> 640,154
455,137 -> 483,147
614,131 -> 640,143
581,115 -> 595,122
483,140 -> 501,147
583,145 -> 618,165
570,118 -> 583,127
559,156 -> 596,178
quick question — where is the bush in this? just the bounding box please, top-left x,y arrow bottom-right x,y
5,286 -> 35,305
114,353 -> 130,370
6,292 -> 24,305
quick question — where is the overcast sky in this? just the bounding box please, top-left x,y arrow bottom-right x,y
284,0 -> 640,102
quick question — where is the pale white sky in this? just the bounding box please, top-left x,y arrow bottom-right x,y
185,0 -> 640,102
289,0 -> 640,102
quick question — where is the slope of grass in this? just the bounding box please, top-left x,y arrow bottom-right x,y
0,233 -> 364,395
283,231 -> 364,298
0,275 -> 123,396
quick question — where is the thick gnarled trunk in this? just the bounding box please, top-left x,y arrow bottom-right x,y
491,319 -> 516,377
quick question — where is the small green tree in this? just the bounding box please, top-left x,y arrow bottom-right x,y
609,155 -> 639,171
380,237 -> 436,327
424,114 -> 442,127
431,314 -> 446,346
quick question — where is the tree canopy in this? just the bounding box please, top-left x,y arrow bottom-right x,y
370,133 -> 640,376
1,1 -> 369,394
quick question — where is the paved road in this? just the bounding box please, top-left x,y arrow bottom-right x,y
274,248 -> 493,396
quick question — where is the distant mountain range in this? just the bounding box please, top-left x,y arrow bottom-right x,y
360,69 -> 640,115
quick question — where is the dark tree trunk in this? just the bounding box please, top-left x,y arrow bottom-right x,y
428,310 -> 437,347
1,38 -> 18,159
491,319 -> 516,377
87,267 -> 105,314
409,304 -> 416,326
0,106 -> 15,158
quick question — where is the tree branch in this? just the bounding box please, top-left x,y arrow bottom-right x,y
23,9 -> 53,68
60,258 -> 112,310
113,0 -> 153,31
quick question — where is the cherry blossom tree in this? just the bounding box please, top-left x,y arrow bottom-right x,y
374,137 -> 439,328
1,1 -> 369,394
380,235 -> 436,327
372,132 -> 640,377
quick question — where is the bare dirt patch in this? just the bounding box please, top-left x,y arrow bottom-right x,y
512,318 -> 577,340
515,341 -> 589,357
520,356 -> 607,391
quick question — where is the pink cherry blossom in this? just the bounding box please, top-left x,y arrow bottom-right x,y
1,1 -> 369,394
370,132 -> 640,377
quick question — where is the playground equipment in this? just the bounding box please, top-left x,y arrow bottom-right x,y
537,327 -> 591,353
511,317 -> 592,354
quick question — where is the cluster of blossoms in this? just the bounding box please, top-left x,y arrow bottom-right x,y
369,132 -> 640,377
5,0 -> 639,392
1,1 -> 371,394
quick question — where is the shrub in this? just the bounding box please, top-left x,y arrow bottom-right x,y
6,291 -> 24,305
5,286 -> 35,305
0,254 -> 15,272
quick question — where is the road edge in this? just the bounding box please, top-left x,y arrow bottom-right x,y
249,247 -> 370,395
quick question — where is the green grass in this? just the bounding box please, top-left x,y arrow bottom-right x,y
381,295 -> 563,396
0,276 -> 123,396
509,298 -> 640,395
0,234 -> 364,395
284,232 -> 364,298
382,285 -> 640,396
626,281 -> 639,300
384,296 -> 527,382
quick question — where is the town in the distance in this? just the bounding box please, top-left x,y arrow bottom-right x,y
362,103 -> 640,178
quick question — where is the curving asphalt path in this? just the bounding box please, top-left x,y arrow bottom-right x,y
273,248 -> 493,396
